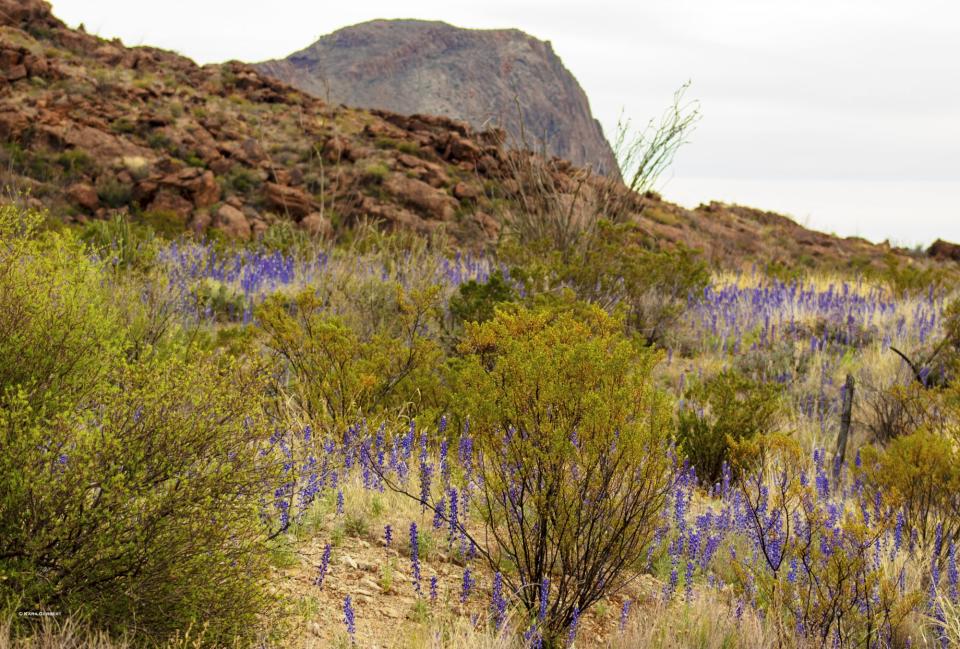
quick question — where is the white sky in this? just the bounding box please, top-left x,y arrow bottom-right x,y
49,0 -> 960,246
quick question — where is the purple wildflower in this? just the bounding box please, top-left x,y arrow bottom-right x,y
461,567 -> 475,603
619,599 -> 631,631
410,522 -> 421,596
343,595 -> 355,637
315,543 -> 331,588
492,572 -> 507,630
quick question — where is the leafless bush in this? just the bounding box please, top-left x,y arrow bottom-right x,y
495,84 -> 700,258
858,369 -> 943,443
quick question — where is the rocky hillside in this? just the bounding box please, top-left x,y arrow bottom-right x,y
255,20 -> 620,177
0,0 -> 947,273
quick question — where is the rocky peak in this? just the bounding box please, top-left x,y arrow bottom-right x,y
256,20 -> 620,177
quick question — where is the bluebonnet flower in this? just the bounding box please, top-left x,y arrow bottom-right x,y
433,497 -> 446,529
384,524 -> 392,547
430,575 -> 439,602
949,543 -> 958,602
539,577 -> 549,621
566,606 -> 580,647
461,567 -> 475,603
619,599 -> 631,631
447,487 -> 459,545
315,544 -> 331,588
492,572 -> 507,630
410,522 -> 421,595
344,595 -> 355,637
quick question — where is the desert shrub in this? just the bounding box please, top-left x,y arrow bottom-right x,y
136,209 -> 187,238
256,284 -> 445,430
858,374 -> 935,443
859,430 -> 960,551
95,179 -> 133,209
56,149 -> 95,180
256,220 -> 313,255
676,369 -> 783,484
733,338 -> 809,384
191,278 -> 248,323
724,435 -> 921,647
452,303 -> 675,645
448,271 -> 517,326
508,220 -> 709,346
80,214 -> 159,271
0,207 -> 278,644
0,208 -> 123,415
363,163 -> 390,184
880,255 -> 951,297
223,166 -> 261,196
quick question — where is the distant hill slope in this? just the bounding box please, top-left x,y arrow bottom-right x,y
255,20 -> 620,177
0,0 -> 949,274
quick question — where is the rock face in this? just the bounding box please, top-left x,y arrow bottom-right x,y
256,20 -> 620,177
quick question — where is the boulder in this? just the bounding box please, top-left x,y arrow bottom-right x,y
147,190 -> 193,221
442,133 -> 482,163
212,204 -> 251,239
59,126 -> 154,162
66,182 -> 98,211
188,209 -> 212,234
299,212 -> 331,238
264,182 -> 317,219
452,181 -> 482,201
383,174 -> 458,221
160,168 -> 220,208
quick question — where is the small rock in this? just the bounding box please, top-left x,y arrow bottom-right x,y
383,174 -> 458,221
453,181 -> 482,201
147,190 -> 193,222
299,212 -> 331,238
188,209 -> 211,234
359,577 -> 380,592
338,555 -> 358,570
264,182 -> 317,219
66,182 -> 99,211
212,203 -> 251,240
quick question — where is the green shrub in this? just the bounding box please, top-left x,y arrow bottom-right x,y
451,303 -> 675,644
448,270 -> 517,326
96,179 -> 133,209
506,220 -> 710,345
362,162 -> 390,184
256,285 -> 445,430
859,430 -> 960,550
0,209 -> 123,415
0,207 -> 279,644
56,149 -> 95,179
677,370 -> 783,484
80,214 -> 159,271
224,165 -> 261,195
727,435 -> 920,646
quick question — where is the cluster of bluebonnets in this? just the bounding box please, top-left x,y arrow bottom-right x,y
156,241 -> 502,324
260,410 -> 957,646
153,242 -> 953,645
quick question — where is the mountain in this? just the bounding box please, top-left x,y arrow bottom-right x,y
255,20 -> 620,177
0,0 -> 948,273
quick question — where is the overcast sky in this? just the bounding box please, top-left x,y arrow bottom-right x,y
49,0 -> 960,246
